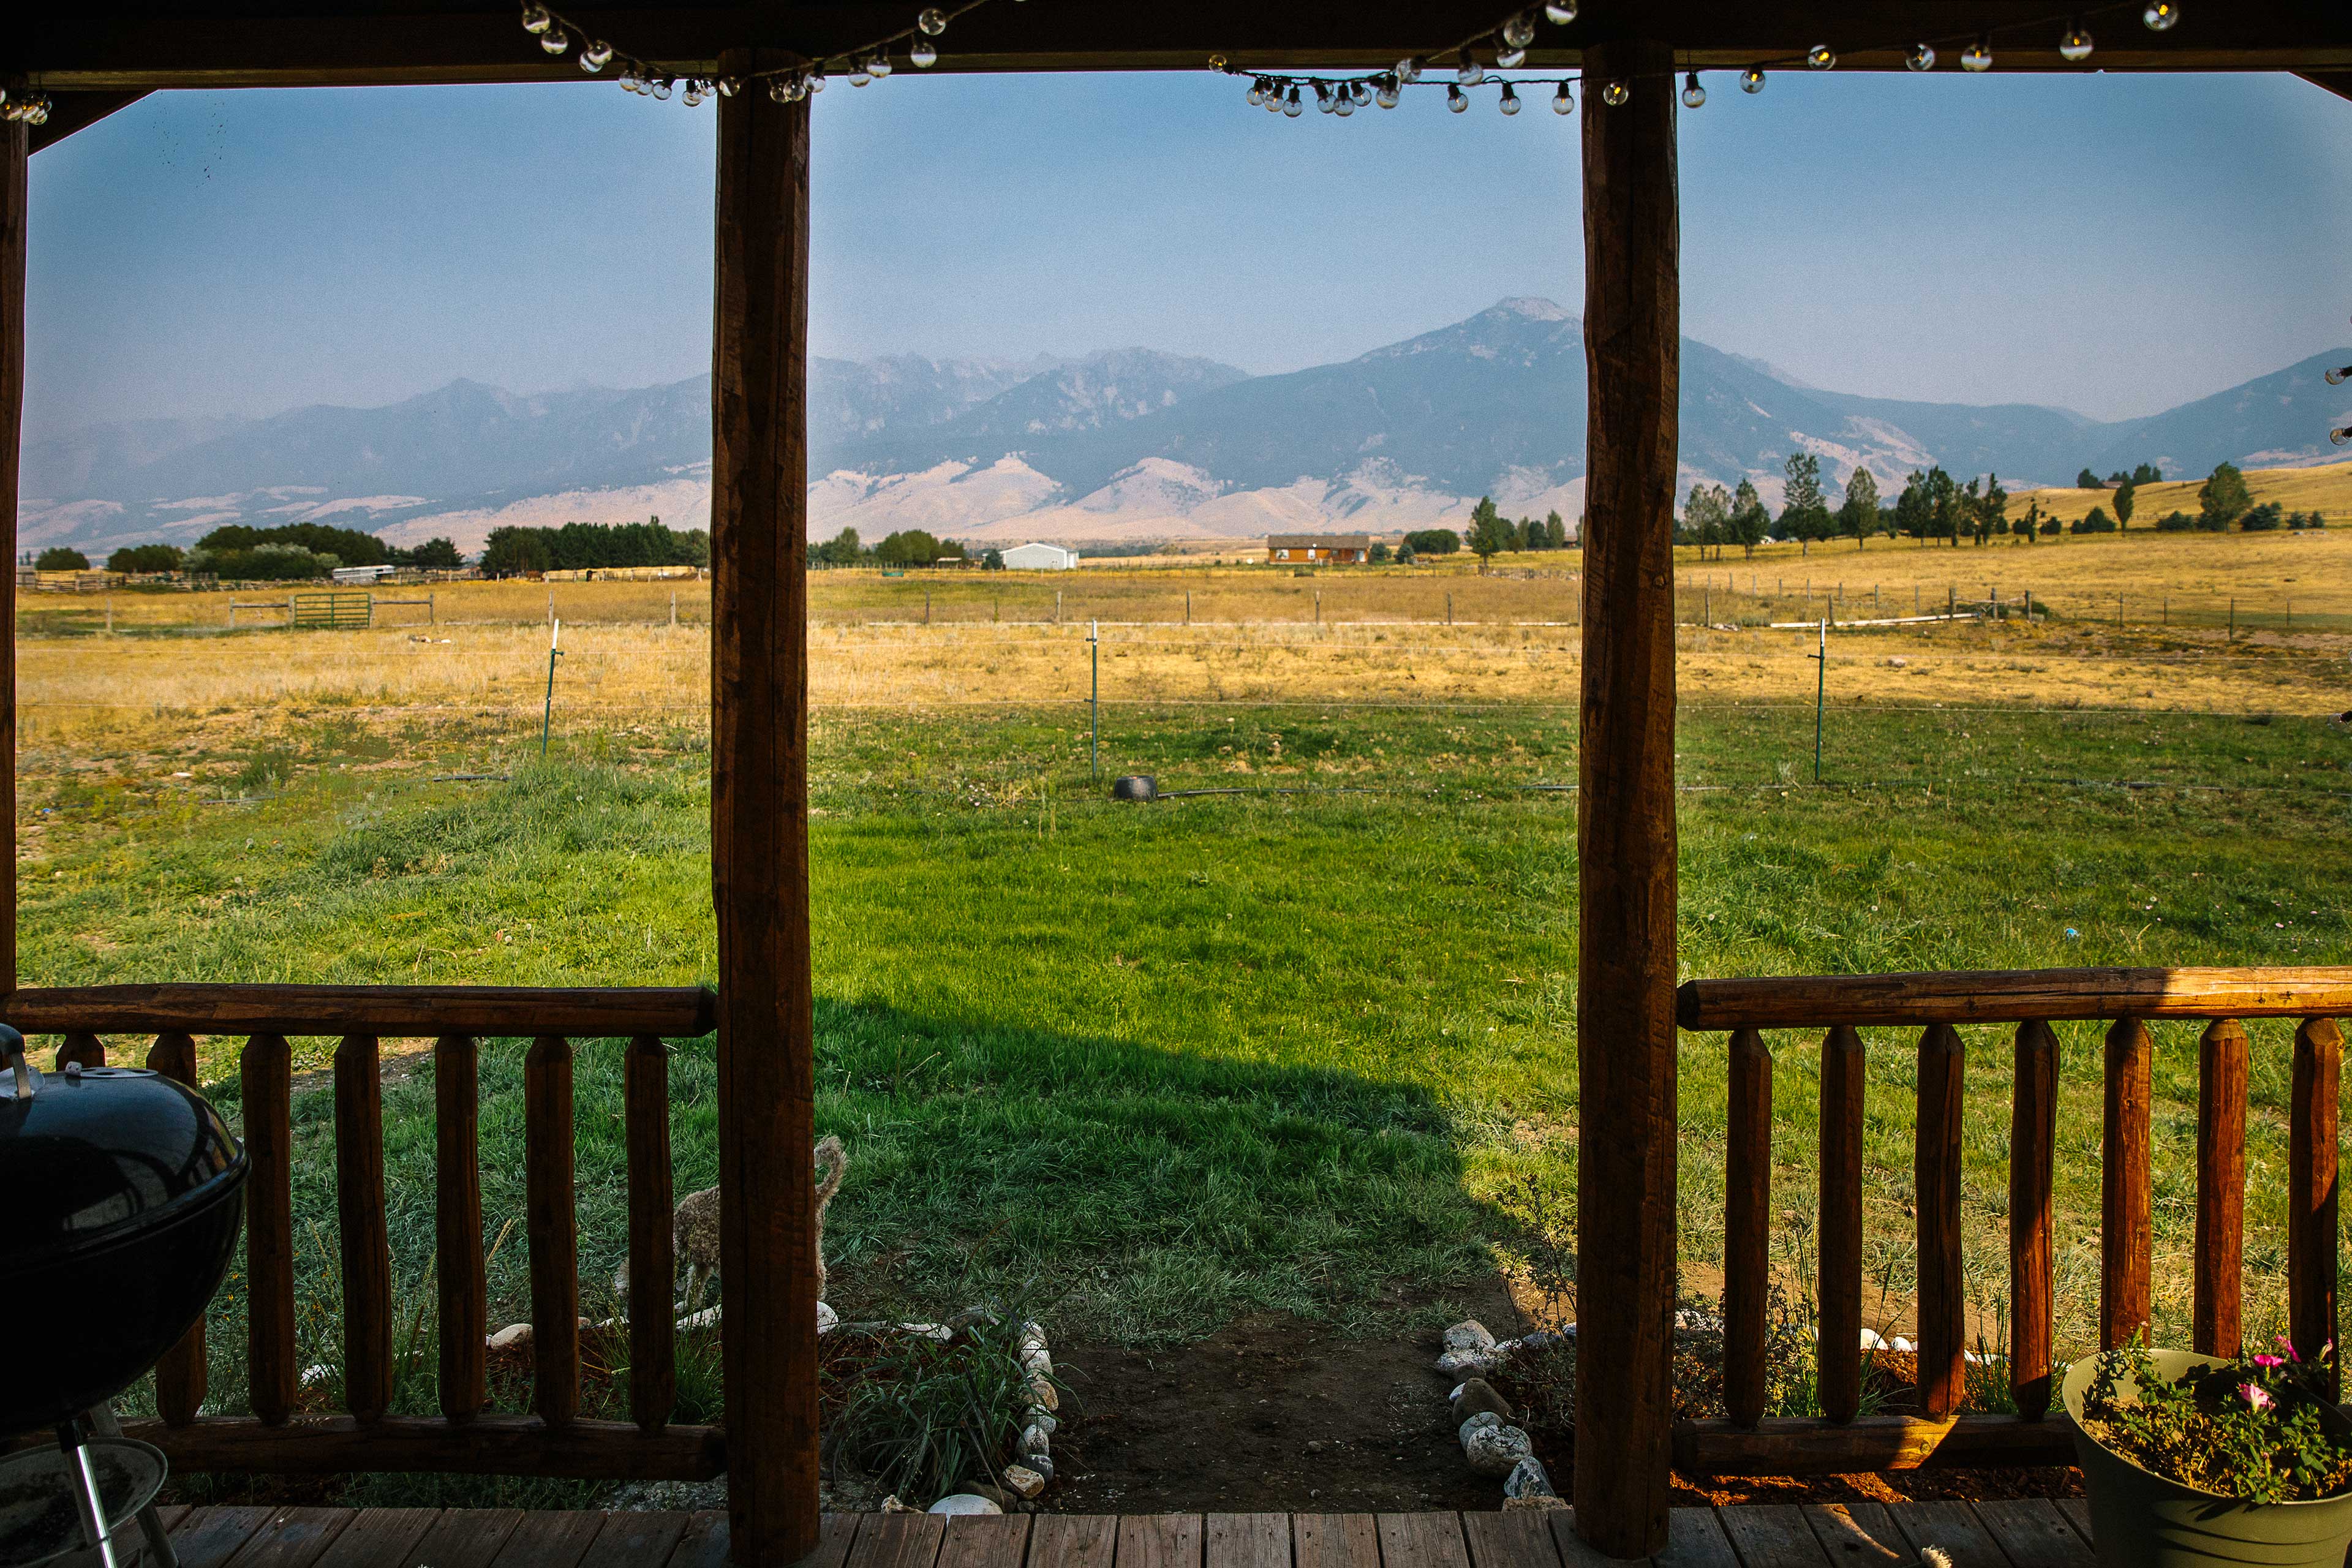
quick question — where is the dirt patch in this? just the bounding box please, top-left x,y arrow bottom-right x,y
1044,1310 -> 2078,1513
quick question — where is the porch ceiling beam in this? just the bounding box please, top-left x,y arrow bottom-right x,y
16,2 -> 2352,90
28,91 -> 149,154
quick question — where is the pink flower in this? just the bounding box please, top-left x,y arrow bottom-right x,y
2242,1382 -> 2275,1411
2254,1354 -> 2286,1369
2275,1335 -> 2302,1363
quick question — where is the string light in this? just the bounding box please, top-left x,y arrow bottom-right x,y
1741,67 -> 1765,92
2326,364 -> 2351,386
1553,82 -> 1574,113
1962,36 -> 1994,70
1601,80 -> 1628,106
1905,42 -> 1936,70
1500,81 -> 1522,114
2335,426 -> 2352,448
2144,1 -> 2182,29
1449,85 -> 1469,112
1544,2 -> 1578,21
2059,20 -> 2096,61
1681,71 -> 1705,108
1806,43 -> 1836,69
0,87 -> 51,126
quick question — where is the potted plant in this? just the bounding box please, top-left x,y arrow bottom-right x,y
2063,1340 -> 2352,1567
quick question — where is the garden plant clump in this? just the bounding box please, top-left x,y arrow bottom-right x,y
2078,1341 -> 2352,1504
826,1311 -> 1064,1509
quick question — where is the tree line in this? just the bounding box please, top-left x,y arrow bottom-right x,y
480,517 -> 708,577
811,528 -> 998,568
36,523 -> 464,579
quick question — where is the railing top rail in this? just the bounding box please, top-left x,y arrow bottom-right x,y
1678,966 -> 2352,1031
0,983 -> 718,1038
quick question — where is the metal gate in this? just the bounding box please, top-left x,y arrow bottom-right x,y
290,592 -> 372,629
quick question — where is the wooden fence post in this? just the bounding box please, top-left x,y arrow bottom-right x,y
2102,1017 -> 2154,1348
2195,1019 -> 2249,1355
2291,1018 -> 2342,1392
1572,35 -> 1679,1560
713,51 -> 821,1566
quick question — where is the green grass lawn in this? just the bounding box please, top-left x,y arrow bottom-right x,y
21,698 -> 2352,1457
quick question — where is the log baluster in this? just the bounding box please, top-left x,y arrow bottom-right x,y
2101,1017 -> 2154,1349
146,1031 -> 206,1425
526,1034 -> 579,1426
56,1031 -> 103,1069
2195,1018 -> 2250,1356
334,1033 -> 394,1420
2008,1021 -> 2059,1419
1817,1025 -> 1866,1423
1915,1023 -> 1965,1420
435,1034 -> 487,1421
627,1035 -> 677,1432
2291,1017 -> 2342,1395
241,1033 -> 297,1425
1724,1028 -> 1771,1429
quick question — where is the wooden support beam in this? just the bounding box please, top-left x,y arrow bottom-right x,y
1675,1412 -> 2081,1475
712,47 -> 820,1568
1679,965 -> 2352,1029
30,91 -> 150,154
1572,33 -> 1678,1562
0,120 -> 21,996
2101,1017 -> 2154,1349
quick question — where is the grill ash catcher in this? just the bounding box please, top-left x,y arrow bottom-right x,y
0,1024 -> 248,1568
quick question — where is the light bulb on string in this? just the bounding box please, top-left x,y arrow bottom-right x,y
769,77 -> 792,101
870,53 -> 892,76
1962,36 -> 1992,70
1265,86 -> 1285,112
2334,426 -> 2352,448
1740,66 -> 1764,92
715,75 -> 738,96
1246,80 -> 1264,105
1351,80 -> 1371,104
581,39 -> 612,70
540,26 -> 569,53
681,80 -> 704,105
520,4 -> 553,33
1284,86 -> 1303,116
807,71 -> 825,91
911,36 -> 938,66
918,6 -> 948,34
1905,42 -> 1935,70
1502,11 -> 1537,48
1397,56 -> 1424,84
1447,85 -> 1468,112
619,66 -> 642,90
1544,1 -> 1577,23
2059,21 -> 2094,61
1601,79 -> 1627,105
1806,43 -> 1834,69
1376,75 -> 1401,108
650,76 -> 673,98
1681,70 -> 1705,108
2143,1 -> 2180,29
1334,88 -> 1355,116
2325,365 -> 2352,386
1552,81 -> 1574,113
1499,82 -> 1521,115
1458,56 -> 1485,86
848,59 -> 872,85
1498,43 -> 1526,68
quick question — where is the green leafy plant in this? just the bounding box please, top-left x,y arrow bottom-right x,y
827,1313 -> 1061,1506
2080,1340 -> 2352,1504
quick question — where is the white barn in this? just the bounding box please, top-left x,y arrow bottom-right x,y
1000,542 -> 1080,571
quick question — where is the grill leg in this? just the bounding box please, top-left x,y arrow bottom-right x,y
86,1404 -> 177,1568
56,1420 -> 124,1568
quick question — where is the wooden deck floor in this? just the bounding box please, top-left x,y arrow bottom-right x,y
104,1501 -> 2100,1568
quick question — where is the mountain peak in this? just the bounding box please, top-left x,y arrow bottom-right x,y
1489,296 -> 1574,322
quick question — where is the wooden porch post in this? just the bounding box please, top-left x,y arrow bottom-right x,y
711,50 -> 819,1567
1,119 -> 23,996
1573,35 -> 1679,1561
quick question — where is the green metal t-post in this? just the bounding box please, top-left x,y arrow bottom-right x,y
1812,616 -> 1827,783
541,617 -> 565,758
1089,619 -> 1100,782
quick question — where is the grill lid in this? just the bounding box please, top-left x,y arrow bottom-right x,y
0,1030 -> 245,1268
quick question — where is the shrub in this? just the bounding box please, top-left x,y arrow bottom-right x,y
34,546 -> 91,571
2239,502 -> 2285,532
2288,510 -> 2328,531
1368,541 -> 1392,564
1403,528 -> 1460,556
2154,511 -> 2196,533
2072,507 -> 2117,535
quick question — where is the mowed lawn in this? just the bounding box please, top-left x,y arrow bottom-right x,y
18,700 -> 2351,1434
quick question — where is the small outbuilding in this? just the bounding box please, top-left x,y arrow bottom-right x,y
1001,542 -> 1081,570
1267,533 -> 1370,564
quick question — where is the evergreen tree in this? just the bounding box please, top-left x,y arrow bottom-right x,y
1893,472 -> 1932,541
1464,497 -> 1513,568
1544,510 -> 1567,549
1837,468 -> 1880,550
1780,453 -> 1831,552
2131,462 -> 2163,484
2113,477 -> 2136,530
2076,467 -> 2106,490
2198,462 -> 2253,530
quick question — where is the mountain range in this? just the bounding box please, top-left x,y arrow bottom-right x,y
21,299 -> 2352,556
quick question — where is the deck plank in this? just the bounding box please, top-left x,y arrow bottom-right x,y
1460,1509 -> 1561,1568
398,1510 -> 524,1568
1799,1504 -> 1904,1565
1714,1506 -> 1831,1568
1029,1515 -> 1117,1568
665,1512 -> 731,1568
51,1503 -> 190,1568
1205,1515 -> 1289,1568
483,1512 -> 606,1568
848,1512 -> 948,1568
1657,1510 -> 1740,1568
222,1507 -> 358,1568
937,1513 -> 1031,1568
1882,1503 -> 2008,1568
306,1509 -> 440,1568
1374,1513 -> 1468,1568
577,1512 -> 689,1568
1117,1515 -> 1205,1568
173,1507 -> 282,1568
2052,1499 -> 2092,1550
1292,1515 -> 1378,1568
1969,1501 -> 2093,1568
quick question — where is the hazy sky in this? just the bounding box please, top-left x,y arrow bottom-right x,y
23,66 -> 2352,439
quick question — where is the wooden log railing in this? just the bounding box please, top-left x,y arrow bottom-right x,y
3,983 -> 723,1481
1674,966 -> 2352,1476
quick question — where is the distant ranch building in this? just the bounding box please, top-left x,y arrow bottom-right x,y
1001,542 -> 1081,570
1267,533 -> 1370,564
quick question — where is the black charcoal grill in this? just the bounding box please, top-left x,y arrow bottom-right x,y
0,1024 -> 246,1568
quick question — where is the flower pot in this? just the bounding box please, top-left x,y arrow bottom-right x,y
2062,1349 -> 2352,1567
